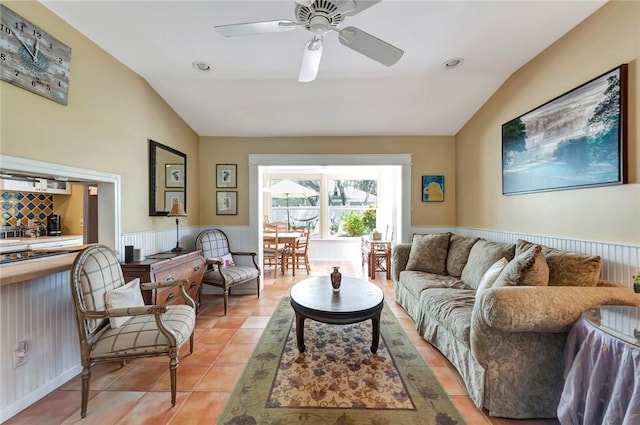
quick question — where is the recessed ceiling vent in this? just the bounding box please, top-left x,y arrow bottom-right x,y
296,0 -> 344,30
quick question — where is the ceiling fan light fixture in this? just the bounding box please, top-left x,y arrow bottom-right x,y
192,61 -> 212,72
309,15 -> 331,35
442,58 -> 464,69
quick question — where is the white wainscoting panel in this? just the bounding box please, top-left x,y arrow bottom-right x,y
451,227 -> 638,288
0,271 -> 81,422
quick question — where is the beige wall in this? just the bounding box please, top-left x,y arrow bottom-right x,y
0,1 -> 200,234
199,136 -> 456,227
456,1 -> 640,245
53,185 -> 83,235
3,2 -> 636,245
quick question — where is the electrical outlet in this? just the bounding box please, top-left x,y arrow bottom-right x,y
79,219 -> 84,227
13,341 -> 28,369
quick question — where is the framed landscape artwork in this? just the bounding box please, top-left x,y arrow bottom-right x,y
502,64 -> 627,195
422,175 -> 444,202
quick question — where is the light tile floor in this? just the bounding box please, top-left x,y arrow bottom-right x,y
4,261 -> 561,425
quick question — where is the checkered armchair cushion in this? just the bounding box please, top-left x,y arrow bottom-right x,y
70,244 -> 195,418
195,229 -> 260,314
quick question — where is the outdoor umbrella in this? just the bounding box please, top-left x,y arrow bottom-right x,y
270,180 -> 318,230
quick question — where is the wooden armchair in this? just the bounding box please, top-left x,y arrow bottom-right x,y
195,229 -> 260,314
69,245 -> 195,417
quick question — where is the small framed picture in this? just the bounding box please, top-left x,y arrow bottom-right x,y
164,191 -> 184,210
422,175 -> 444,202
216,191 -> 238,215
216,164 -> 237,188
165,164 -> 184,188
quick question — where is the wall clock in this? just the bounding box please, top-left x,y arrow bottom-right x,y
0,4 -> 71,105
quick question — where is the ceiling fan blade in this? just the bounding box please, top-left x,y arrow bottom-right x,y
338,26 -> 403,66
214,20 -> 297,37
298,37 -> 323,83
337,0 -> 382,17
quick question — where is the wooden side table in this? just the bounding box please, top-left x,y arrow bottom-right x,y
362,236 -> 391,280
120,249 -> 205,313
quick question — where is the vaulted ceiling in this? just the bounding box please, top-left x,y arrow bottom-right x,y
42,0 -> 605,137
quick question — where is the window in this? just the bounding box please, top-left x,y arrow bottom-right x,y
264,167 -> 381,239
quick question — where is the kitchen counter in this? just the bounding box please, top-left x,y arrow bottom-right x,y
0,237 -> 89,286
0,252 -> 78,286
0,235 -> 84,254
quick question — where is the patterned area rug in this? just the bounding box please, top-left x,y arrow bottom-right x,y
217,297 -> 466,425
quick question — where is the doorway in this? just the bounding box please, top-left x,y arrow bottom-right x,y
249,154 -> 412,263
84,185 -> 99,244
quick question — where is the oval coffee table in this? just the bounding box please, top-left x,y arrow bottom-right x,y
289,276 -> 384,353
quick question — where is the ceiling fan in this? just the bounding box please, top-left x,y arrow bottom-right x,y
214,0 -> 404,82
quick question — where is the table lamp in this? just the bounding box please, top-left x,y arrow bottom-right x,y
167,203 -> 187,252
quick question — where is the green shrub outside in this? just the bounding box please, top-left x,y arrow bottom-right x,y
341,207 -> 377,237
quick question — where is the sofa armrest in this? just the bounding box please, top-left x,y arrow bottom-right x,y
391,243 -> 412,282
474,285 -> 639,333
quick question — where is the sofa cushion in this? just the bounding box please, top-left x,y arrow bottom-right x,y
493,245 -> 549,287
461,240 -> 516,289
420,288 -> 476,344
516,240 -> 601,287
476,257 -> 508,296
398,270 -> 466,300
405,233 -> 451,275
446,234 -> 480,277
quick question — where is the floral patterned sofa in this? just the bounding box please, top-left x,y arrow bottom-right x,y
392,233 -> 639,419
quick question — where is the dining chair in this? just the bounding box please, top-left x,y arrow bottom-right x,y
263,225 -> 286,276
195,229 -> 260,315
70,245 -> 196,417
289,224 -> 311,275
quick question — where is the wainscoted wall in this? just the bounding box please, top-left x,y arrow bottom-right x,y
454,227 -> 640,287
0,271 -> 81,422
1,225 -> 638,421
407,226 -> 639,287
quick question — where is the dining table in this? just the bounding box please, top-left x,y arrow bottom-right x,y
263,231 -> 302,275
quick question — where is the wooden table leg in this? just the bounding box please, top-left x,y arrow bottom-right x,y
295,312 -> 306,353
385,250 -> 391,280
370,309 -> 382,354
369,251 -> 375,279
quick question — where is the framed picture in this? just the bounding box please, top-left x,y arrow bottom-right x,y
165,163 -> 184,188
164,191 -> 184,210
216,191 -> 238,215
216,164 -> 237,188
422,175 -> 444,202
502,64 -> 628,195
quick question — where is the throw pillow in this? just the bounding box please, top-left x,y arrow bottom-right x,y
475,257 -> 508,297
104,278 -> 145,329
405,233 -> 451,275
208,253 -> 235,269
516,239 -> 601,287
446,234 -> 480,277
493,244 -> 549,287
460,240 -> 516,289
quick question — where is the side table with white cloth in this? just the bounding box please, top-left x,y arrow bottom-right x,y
557,305 -> 640,425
